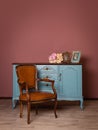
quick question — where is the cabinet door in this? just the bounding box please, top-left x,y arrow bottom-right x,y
36,65 -> 59,93
59,65 -> 82,100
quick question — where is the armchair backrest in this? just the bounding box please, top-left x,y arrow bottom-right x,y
16,65 -> 37,89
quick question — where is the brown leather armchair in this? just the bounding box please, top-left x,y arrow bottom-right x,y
16,65 -> 57,124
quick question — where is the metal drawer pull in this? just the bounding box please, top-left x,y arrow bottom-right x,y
59,73 -> 61,81
44,67 -> 49,70
45,76 -> 49,78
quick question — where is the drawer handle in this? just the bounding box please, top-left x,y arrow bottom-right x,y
45,76 -> 49,78
59,73 -> 61,81
45,67 -> 49,70
46,84 -> 49,86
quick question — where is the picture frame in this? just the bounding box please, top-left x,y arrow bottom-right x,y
62,51 -> 71,63
71,51 -> 81,63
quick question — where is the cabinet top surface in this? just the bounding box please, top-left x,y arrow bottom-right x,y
12,62 -> 82,65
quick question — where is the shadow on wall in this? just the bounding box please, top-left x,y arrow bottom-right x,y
81,56 -> 92,99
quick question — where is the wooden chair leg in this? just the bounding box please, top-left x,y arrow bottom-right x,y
35,105 -> 38,115
54,98 -> 57,118
27,102 -> 31,124
20,100 -> 23,118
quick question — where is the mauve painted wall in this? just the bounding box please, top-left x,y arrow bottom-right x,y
0,0 -> 98,98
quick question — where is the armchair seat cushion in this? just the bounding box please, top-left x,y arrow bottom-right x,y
20,91 -> 56,102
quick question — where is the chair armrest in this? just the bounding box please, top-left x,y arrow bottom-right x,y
18,80 -> 29,95
38,78 -> 57,95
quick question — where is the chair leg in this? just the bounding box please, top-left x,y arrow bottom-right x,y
27,102 -> 31,124
35,105 -> 38,115
20,100 -> 23,118
54,98 -> 57,118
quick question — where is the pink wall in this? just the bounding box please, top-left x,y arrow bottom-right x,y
0,0 -> 98,98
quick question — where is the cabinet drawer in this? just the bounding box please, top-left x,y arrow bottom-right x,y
38,73 -> 58,80
38,81 -> 53,91
37,65 -> 58,80
37,65 -> 58,73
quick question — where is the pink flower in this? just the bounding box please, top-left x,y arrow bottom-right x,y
49,53 -> 57,60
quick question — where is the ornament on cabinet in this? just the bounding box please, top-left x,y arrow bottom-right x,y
49,53 -> 63,63
71,51 -> 81,63
48,51 -> 81,64
62,51 -> 71,63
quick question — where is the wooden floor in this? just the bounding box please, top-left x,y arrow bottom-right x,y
0,99 -> 98,130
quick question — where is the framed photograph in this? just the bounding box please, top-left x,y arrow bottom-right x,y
63,51 -> 71,63
71,51 -> 81,63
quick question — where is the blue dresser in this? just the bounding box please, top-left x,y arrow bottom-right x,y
12,63 -> 83,109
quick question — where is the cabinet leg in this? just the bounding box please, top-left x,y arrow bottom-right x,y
80,99 -> 83,110
12,99 -> 17,109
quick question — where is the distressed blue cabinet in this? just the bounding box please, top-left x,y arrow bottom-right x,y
12,63 -> 83,109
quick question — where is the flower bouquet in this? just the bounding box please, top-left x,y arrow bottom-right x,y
49,53 -> 63,63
